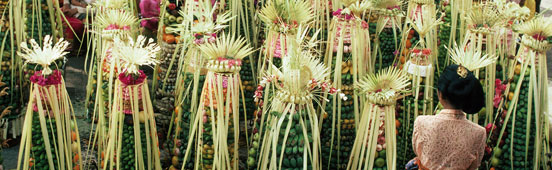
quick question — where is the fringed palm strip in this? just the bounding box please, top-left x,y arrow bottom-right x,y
170,73 -> 206,170
321,13 -> 370,169
103,80 -> 162,170
347,104 -> 396,170
491,28 -> 550,169
182,71 -> 241,170
17,77 -> 83,170
257,101 -> 319,170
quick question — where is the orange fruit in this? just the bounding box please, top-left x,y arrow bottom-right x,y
406,40 -> 412,48
175,36 -> 181,44
514,64 -> 521,75
164,34 -> 176,44
400,56 -> 406,64
395,119 -> 401,128
73,154 -> 79,163
71,131 -> 77,141
508,92 -> 514,101
73,165 -> 80,170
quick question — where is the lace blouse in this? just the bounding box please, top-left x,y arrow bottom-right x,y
412,109 -> 486,170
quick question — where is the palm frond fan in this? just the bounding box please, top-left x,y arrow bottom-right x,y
16,35 -> 83,170
181,33 -> 253,170
465,3 -> 503,35
95,9 -> 139,40
252,32 -> 347,170
320,0 -> 372,168
102,35 -> 162,170
446,43 -> 497,72
490,15 -> 552,170
348,67 -> 409,170
84,9 -> 139,168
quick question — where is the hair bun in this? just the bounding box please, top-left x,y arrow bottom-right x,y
437,64 -> 485,114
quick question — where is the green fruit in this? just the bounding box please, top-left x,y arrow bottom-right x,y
493,147 -> 502,157
247,157 -> 255,166
176,17 -> 184,23
478,107 -> 486,117
379,149 -> 386,158
252,141 -> 259,148
249,148 -> 256,155
491,157 -> 500,166
375,157 -> 385,167
168,16 -> 176,23
254,133 -> 260,140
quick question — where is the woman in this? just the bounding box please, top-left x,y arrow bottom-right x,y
408,64 -> 486,170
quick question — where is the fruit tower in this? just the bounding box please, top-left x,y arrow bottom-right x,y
0,10 -> 21,119
348,67 -> 409,170
488,16 -> 551,170
252,36 -> 345,170
102,35 -> 162,170
396,0 -> 440,165
320,1 -> 371,168
365,0 -> 402,72
181,34 -> 253,170
85,8 -> 138,168
166,2 -> 230,169
17,35 -> 82,170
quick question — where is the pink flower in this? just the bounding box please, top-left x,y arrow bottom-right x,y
30,70 -> 63,86
122,26 -> 131,30
32,104 -> 38,112
105,24 -> 120,30
361,21 -> 369,29
422,49 -> 431,55
493,95 -> 501,108
332,9 -> 342,16
119,70 -> 147,85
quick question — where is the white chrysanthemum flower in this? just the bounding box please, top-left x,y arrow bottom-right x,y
18,35 -> 69,75
112,35 -> 160,75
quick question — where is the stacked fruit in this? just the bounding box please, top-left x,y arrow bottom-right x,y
200,79 -> 236,170
376,28 -> 401,72
239,56 -> 256,116
372,113 -> 390,170
25,0 -> 53,41
155,0 -> 184,117
120,119 -> 149,169
154,42 -> 181,117
170,73 -> 205,170
396,100 -> 415,166
437,2 -> 453,71
275,111 -> 313,169
29,112 -> 58,168
0,0 -> 7,12
0,18 -> 19,117
491,65 -> 535,170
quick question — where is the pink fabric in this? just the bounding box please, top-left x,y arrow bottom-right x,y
412,109 -> 486,170
63,16 -> 84,40
140,0 -> 160,30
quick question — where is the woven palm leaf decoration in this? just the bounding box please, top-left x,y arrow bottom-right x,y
461,2 -> 505,125
488,16 -> 552,170
494,0 -> 530,64
347,67 -> 409,170
84,8 -> 138,167
253,28 -> 346,170
320,0 -> 371,168
166,2 -> 232,169
16,35 -> 83,170
181,33 -> 253,170
102,35 -> 161,170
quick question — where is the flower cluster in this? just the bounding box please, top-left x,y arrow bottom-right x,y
105,24 -> 131,31
253,75 -> 278,103
307,78 -> 348,101
493,79 -> 507,108
216,57 -> 242,68
30,70 -> 62,86
411,48 -> 431,56
194,33 -> 217,45
332,9 -> 354,20
119,70 -> 147,85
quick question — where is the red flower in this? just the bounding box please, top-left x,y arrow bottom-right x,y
533,34 -> 546,41
412,49 -> 421,54
375,89 -> 382,93
168,3 -> 176,10
422,49 -> 431,55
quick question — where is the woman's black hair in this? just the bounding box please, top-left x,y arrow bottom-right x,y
437,64 -> 485,114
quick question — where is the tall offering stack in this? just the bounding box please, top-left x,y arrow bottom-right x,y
366,0 -> 403,71
153,0 -> 188,120
182,34 -> 253,170
321,1 -> 371,168
396,0 -> 440,165
487,16 -> 551,170
17,36 -> 82,170
348,67 -> 409,170
102,35 -> 162,170
166,2 -> 230,169
85,8 -> 138,166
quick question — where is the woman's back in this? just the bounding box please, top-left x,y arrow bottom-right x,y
413,109 -> 486,170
